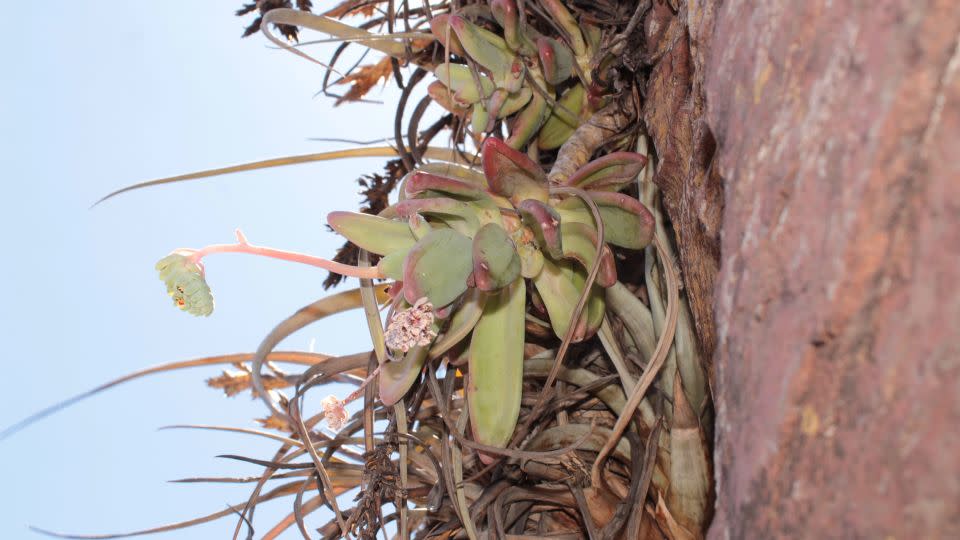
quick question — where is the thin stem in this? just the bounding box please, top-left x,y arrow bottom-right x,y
187,229 -> 383,280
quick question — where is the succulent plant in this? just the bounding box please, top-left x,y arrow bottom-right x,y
326,136 -> 652,449
427,0 -> 600,149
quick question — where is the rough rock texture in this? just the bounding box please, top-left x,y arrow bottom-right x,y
706,0 -> 960,538
643,0 -> 725,367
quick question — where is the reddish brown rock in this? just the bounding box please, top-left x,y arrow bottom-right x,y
706,0 -> 960,538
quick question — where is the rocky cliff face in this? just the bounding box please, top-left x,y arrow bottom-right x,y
700,1 -> 960,537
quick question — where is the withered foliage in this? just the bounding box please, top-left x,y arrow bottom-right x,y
334,56 -> 396,106
236,0 -> 313,41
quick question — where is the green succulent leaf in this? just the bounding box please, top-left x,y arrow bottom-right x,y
558,222 -> 618,288
490,0 -> 535,54
427,80 -> 469,115
430,288 -> 486,358
378,250 -> 407,280
447,15 -> 524,92
562,152 -> 648,192
539,0 -> 587,57
472,223 -> 521,292
408,213 -> 433,240
416,162 -> 486,188
429,14 -> 467,56
537,37 -> 574,86
402,228 -> 474,307
433,63 -> 495,105
554,191 -> 655,249
532,258 -> 604,341
517,199 -> 564,259
327,211 -> 417,256
388,198 -> 482,236
505,90 -> 550,150
156,252 -> 214,317
468,280 -> 525,449
404,171 -> 490,201
492,87 -> 533,119
481,137 -> 548,204
471,102 -> 491,134
380,345 -> 428,406
538,84 -> 586,150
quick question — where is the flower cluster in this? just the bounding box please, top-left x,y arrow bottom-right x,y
155,251 -> 214,317
321,395 -> 348,431
384,298 -> 437,354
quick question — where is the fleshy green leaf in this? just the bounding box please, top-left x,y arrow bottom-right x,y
472,223 -> 521,292
518,199 -> 563,259
404,171 -> 490,201
429,14 -> 467,56
427,80 -> 469,115
387,198 -> 482,236
430,288 -> 486,358
433,63 -> 495,105
558,222 -> 617,288
537,37 -> 574,86
492,87 -> 533,119
447,15 -> 524,92
327,211 -> 417,256
380,345 -> 428,406
532,258 -> 603,341
416,162 -> 486,188
562,152 -> 648,192
402,229 -> 474,307
471,102 -> 491,134
377,251 -> 407,280
481,137 -> 548,204
505,91 -> 549,150
490,0 -> 535,54
538,84 -> 586,150
554,191 -> 655,249
468,280 -> 525,448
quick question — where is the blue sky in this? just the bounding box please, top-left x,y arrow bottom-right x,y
0,3 -> 405,538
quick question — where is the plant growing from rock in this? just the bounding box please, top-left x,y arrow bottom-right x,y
13,2 -> 715,539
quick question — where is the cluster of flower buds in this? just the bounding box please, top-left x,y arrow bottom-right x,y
155,251 -> 214,317
384,298 -> 438,354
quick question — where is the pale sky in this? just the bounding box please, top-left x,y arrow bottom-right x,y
0,3 -> 407,538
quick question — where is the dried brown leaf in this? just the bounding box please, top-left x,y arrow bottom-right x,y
323,0 -> 377,18
334,56 -> 395,105
207,366 -> 291,398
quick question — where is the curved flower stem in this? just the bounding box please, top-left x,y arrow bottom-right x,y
188,229 -> 383,280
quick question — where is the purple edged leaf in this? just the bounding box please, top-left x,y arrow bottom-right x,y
481,137 -> 548,204
554,191 -> 655,249
558,222 -> 617,288
380,345 -> 428,406
517,199 -> 563,259
404,171 -> 491,201
538,83 -> 586,150
537,36 -> 574,86
402,228 -> 474,308
563,152 -> 648,192
387,198 -> 481,236
472,223 -> 521,292
468,280 -> 525,451
505,91 -> 549,150
429,14 -> 467,56
327,211 -> 417,256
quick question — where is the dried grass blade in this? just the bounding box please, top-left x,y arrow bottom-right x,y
93,147 -> 463,206
0,352 -> 326,440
